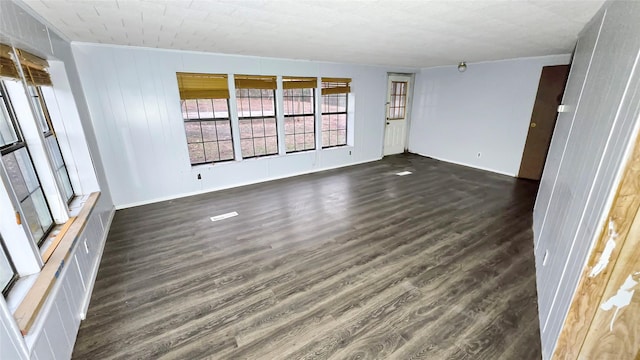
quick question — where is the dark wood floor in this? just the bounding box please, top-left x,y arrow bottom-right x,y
72,154 -> 542,360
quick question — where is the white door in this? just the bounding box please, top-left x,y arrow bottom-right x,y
383,75 -> 412,155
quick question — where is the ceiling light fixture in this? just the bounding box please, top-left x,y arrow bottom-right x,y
458,61 -> 467,72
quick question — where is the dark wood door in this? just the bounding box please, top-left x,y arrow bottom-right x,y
518,65 -> 570,180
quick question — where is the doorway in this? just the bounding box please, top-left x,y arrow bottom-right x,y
518,65 -> 570,180
383,74 -> 412,156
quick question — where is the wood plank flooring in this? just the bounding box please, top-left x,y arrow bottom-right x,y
72,154 -> 542,360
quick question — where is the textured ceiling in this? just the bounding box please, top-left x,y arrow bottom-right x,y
20,0 -> 605,68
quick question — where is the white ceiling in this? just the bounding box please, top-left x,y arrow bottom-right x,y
21,0 -> 605,68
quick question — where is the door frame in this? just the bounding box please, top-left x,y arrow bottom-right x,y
382,73 -> 415,157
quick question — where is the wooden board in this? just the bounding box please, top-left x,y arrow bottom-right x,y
13,192 -> 100,335
553,135 -> 640,359
41,217 -> 76,263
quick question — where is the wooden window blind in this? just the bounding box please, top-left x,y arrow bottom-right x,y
321,77 -> 351,95
0,44 -> 20,80
16,49 -> 52,86
176,73 -> 229,99
283,76 -> 317,90
234,75 -> 277,90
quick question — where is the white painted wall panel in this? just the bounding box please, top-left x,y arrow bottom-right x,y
71,43 -> 410,208
533,1 -> 640,358
408,54 -> 571,176
533,15 -> 604,246
1,311 -> 27,360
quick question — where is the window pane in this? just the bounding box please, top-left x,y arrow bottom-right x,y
20,196 -> 44,241
196,99 -> 214,119
201,122 -> 217,142
239,120 -> 253,139
216,121 -> 232,141
203,142 -> 220,162
45,136 -> 64,168
0,98 -> 18,147
58,166 -> 74,201
285,134 -> 295,152
32,188 -> 53,231
264,118 -> 277,137
30,95 -> 49,133
236,90 -> 277,158
321,89 -> 348,148
187,143 -> 205,164
218,140 -> 234,160
184,99 -> 199,119
184,122 -> 203,143
240,139 -> 254,158
44,135 -> 74,201
2,151 -> 29,200
0,243 -> 15,293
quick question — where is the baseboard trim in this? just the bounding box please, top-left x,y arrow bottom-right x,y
80,206 -> 115,319
116,158 -> 382,210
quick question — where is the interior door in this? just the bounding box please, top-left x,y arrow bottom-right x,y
383,75 -> 411,156
518,65 -> 570,180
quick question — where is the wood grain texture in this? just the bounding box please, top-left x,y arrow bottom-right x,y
72,154 -> 541,360
553,135 -> 640,360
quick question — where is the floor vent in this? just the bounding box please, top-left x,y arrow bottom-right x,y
210,211 -> 239,222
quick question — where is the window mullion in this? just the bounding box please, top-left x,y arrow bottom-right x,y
276,76 -> 285,156
227,75 -> 242,161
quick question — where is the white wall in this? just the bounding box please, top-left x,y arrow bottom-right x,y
409,54 -> 571,176
0,0 -> 115,359
533,1 -> 640,358
71,43 -> 413,208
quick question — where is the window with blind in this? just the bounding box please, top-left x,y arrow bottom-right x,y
235,75 -> 278,158
283,77 -> 316,153
321,78 -> 350,148
177,73 -> 234,165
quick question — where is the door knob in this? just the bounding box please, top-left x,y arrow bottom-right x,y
530,123 -> 537,128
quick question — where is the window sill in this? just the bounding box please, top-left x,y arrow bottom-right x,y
11,192 -> 100,335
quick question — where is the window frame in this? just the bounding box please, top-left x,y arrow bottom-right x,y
181,98 -> 235,166
283,87 -> 316,153
321,84 -> 349,148
235,88 -> 279,159
29,85 -> 75,203
0,81 -> 55,247
0,235 -> 18,297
